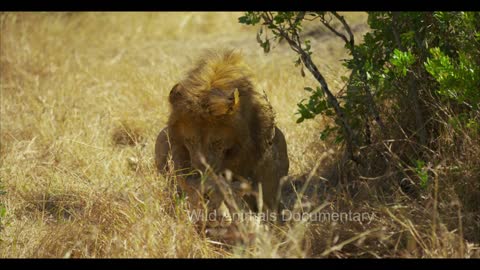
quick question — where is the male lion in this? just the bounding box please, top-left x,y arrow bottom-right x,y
155,49 -> 289,219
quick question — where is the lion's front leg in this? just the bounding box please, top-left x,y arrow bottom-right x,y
154,127 -> 190,174
155,127 -> 205,203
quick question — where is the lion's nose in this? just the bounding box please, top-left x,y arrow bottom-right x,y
217,202 -> 233,227
206,202 -> 232,228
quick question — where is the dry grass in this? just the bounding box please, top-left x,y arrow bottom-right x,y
1,12 -> 479,258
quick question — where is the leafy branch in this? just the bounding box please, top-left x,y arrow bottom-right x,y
240,12 -> 360,162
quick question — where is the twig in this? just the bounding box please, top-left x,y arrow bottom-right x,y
320,228 -> 380,257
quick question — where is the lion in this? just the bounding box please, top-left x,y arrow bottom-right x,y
155,49 -> 289,230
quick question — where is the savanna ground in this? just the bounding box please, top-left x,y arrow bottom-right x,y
0,12 -> 479,258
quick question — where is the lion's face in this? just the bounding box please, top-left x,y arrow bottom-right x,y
177,119 -> 242,174
172,118 -> 252,233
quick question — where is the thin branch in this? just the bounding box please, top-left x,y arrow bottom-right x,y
391,12 -> 404,50
319,16 -> 350,45
331,12 -> 355,48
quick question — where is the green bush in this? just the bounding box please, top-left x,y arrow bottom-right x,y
239,11 -> 480,157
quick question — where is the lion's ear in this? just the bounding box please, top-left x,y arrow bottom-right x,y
168,83 -> 184,105
205,88 -> 240,116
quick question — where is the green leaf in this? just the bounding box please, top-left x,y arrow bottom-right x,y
390,49 -> 416,77
274,14 -> 285,24
415,160 -> 429,189
262,39 -> 271,53
320,125 -> 336,141
316,86 -> 325,97
400,31 -> 415,44
238,12 -> 261,25
304,87 -> 314,92
334,135 -> 344,144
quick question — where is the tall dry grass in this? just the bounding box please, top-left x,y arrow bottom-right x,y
0,12 -> 478,258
